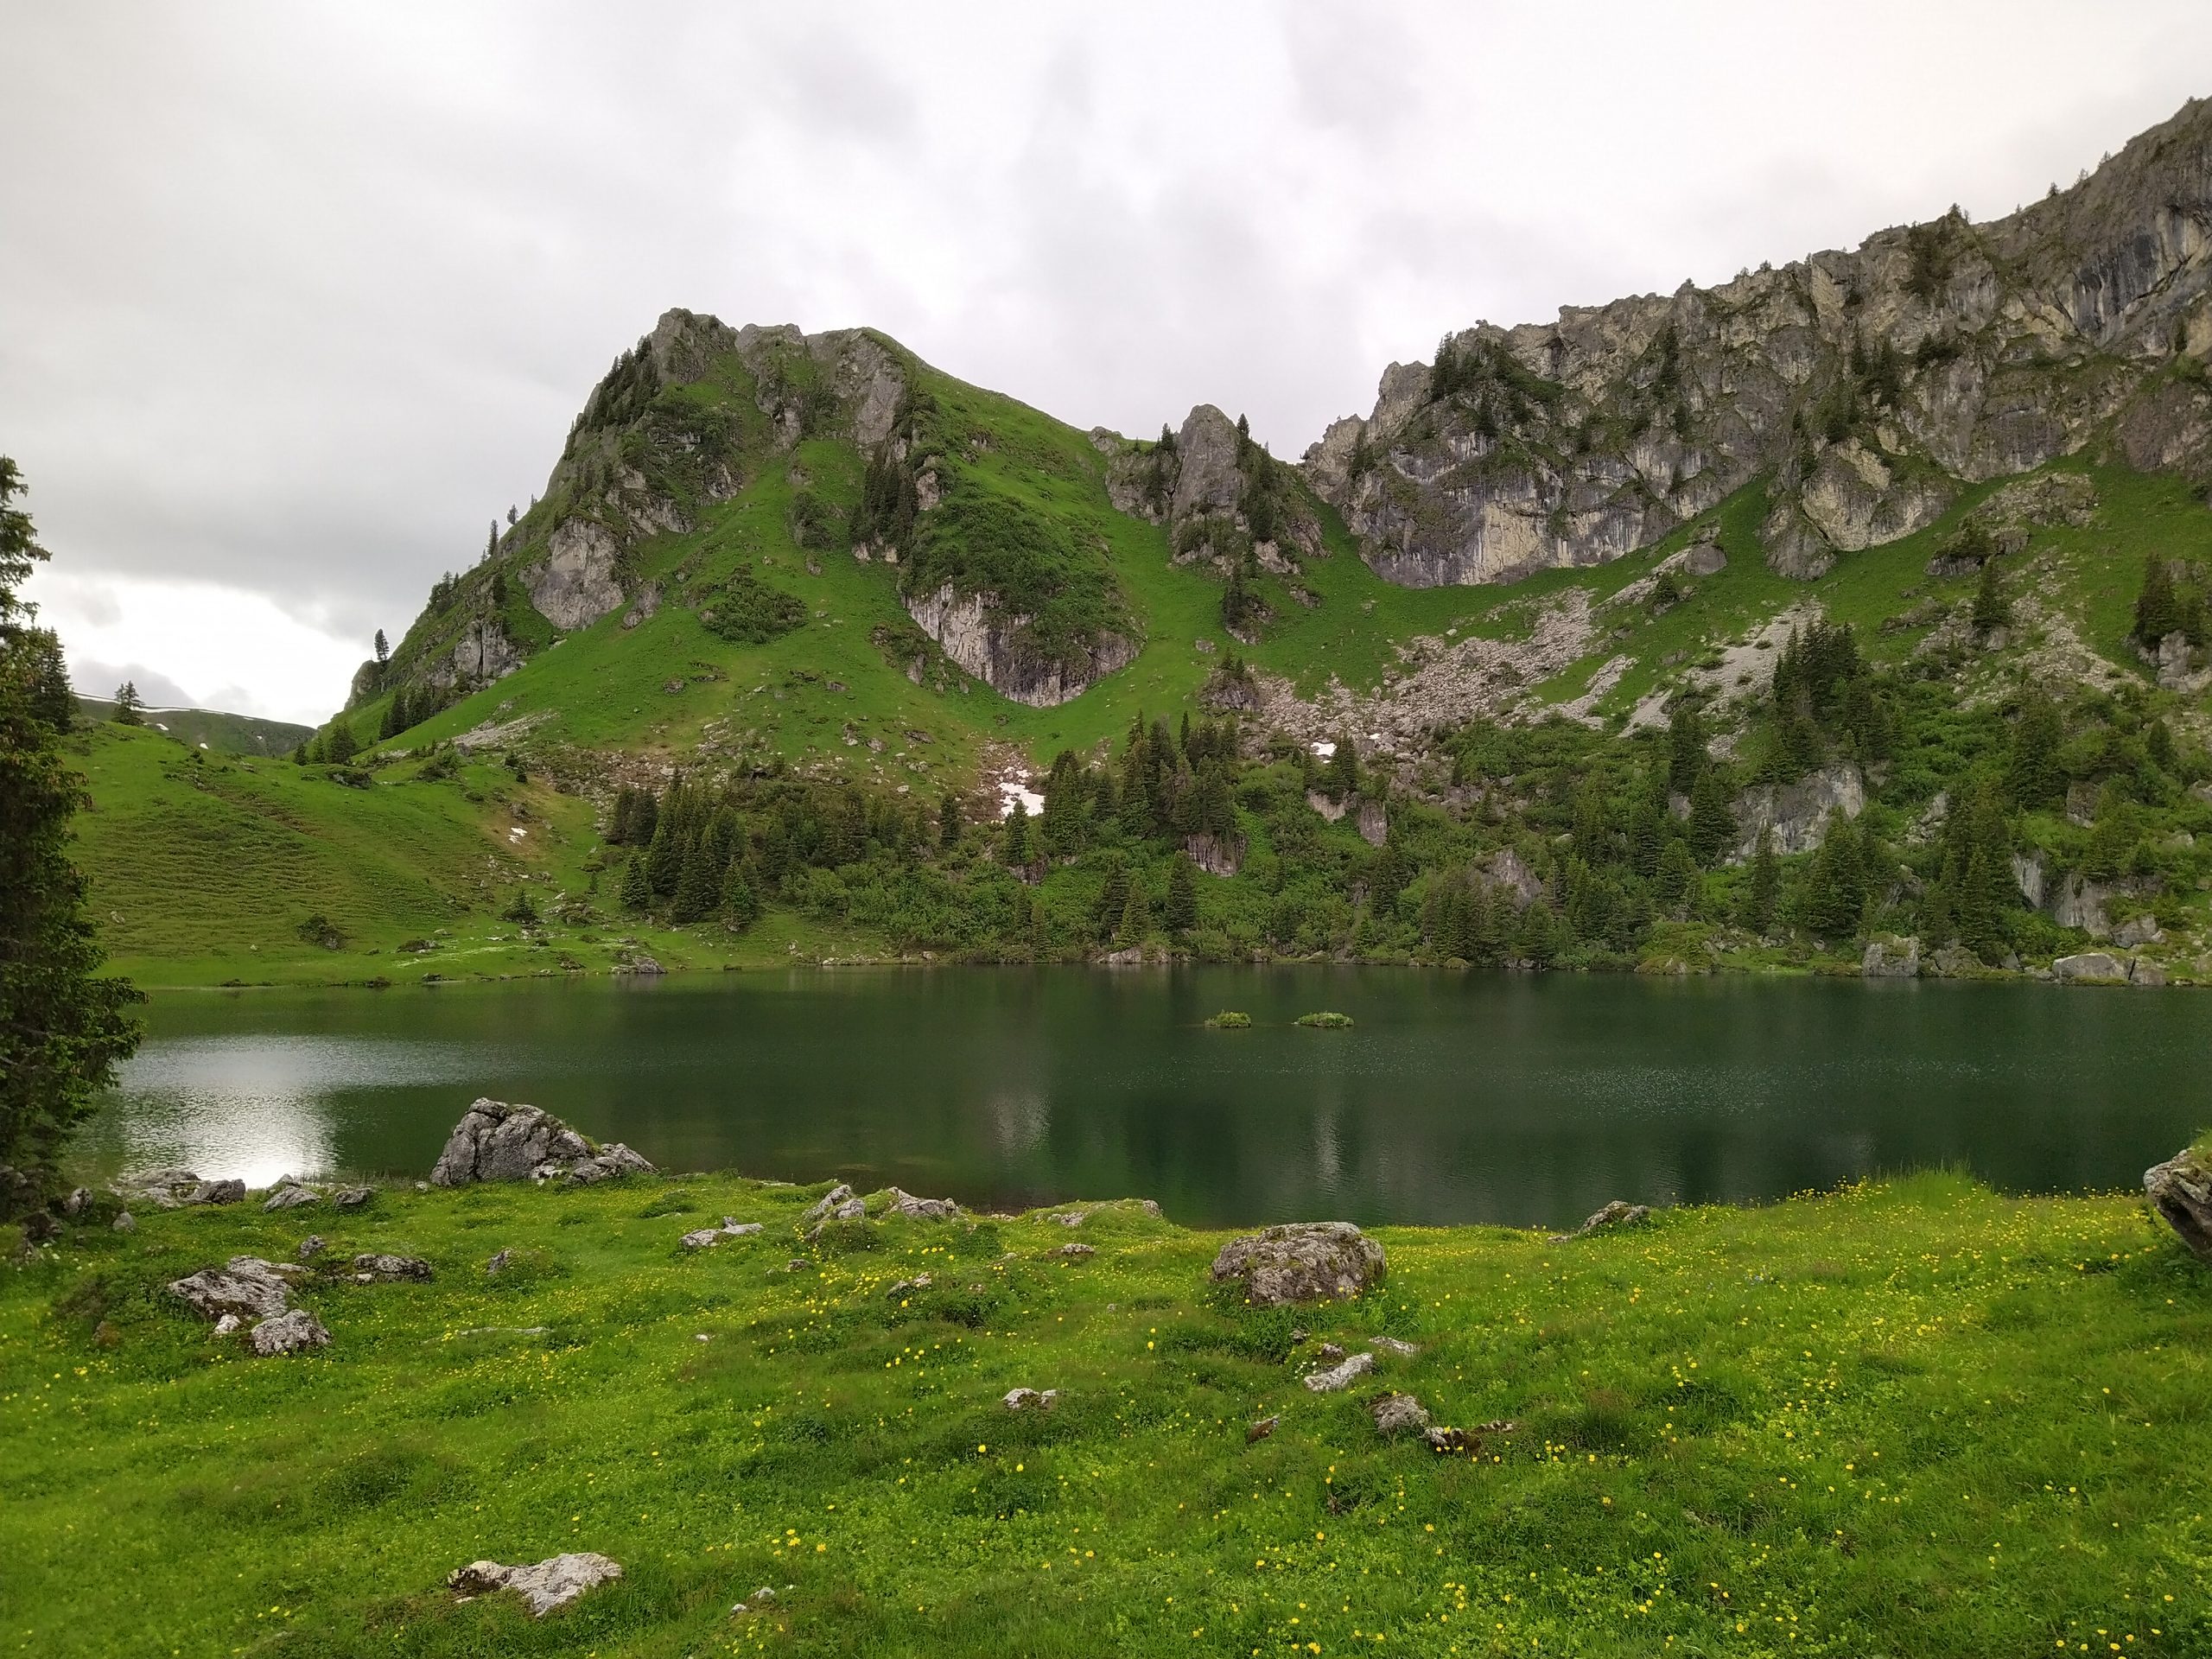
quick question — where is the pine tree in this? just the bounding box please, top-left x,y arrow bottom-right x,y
671,831 -> 719,923
938,792 -> 962,851
324,720 -> 358,764
1668,702 -> 1705,795
1166,855 -> 1198,932
111,681 -> 143,726
2005,691 -> 2064,807
1001,799 -> 1032,867
502,888 -> 539,926
2134,557 -> 2183,645
373,628 -> 390,664
645,809 -> 684,897
1516,899 -> 1560,968
0,457 -> 143,1205
1743,828 -> 1780,933
620,854 -> 652,912
1972,556 -> 2010,636
1656,839 -> 1700,917
1095,857 -> 1130,941
1327,733 -> 1359,799
1687,764 -> 1732,867
1117,875 -> 1152,944
719,860 -> 759,931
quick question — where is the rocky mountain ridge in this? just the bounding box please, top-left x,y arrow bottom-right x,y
1306,96 -> 2212,585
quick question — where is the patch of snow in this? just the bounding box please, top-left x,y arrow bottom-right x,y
507,826 -> 527,842
997,778 -> 1045,819
1310,740 -> 1336,759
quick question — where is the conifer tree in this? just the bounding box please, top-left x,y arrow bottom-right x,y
1166,854 -> 1198,932
1687,765 -> 1732,867
111,681 -> 143,725
0,456 -> 143,1206
938,791 -> 962,851
1972,556 -> 2010,636
1743,827 -> 1778,938
1117,875 -> 1152,944
671,831 -> 719,923
373,628 -> 390,664
1001,799 -> 1032,867
2134,557 -> 2182,645
1327,733 -> 1359,799
620,853 -> 652,912
719,860 -> 759,931
2005,691 -> 2065,808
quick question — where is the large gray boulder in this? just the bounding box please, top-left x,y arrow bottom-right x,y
429,1100 -> 654,1186
1210,1221 -> 1386,1306
448,1552 -> 622,1618
2052,951 -> 2129,983
168,1256 -> 300,1323
882,1186 -> 960,1221
2145,1145 -> 2212,1262
117,1169 -> 245,1209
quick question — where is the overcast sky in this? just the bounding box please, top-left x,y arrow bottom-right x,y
5,3 -> 2208,724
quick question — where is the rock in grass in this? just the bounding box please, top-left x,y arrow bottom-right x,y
1371,1392 -> 1431,1437
1247,1414 -> 1279,1444
1002,1387 -> 1058,1411
683,1217 -> 764,1249
2145,1145 -> 2212,1261
429,1099 -> 653,1186
485,1249 -> 512,1275
352,1253 -> 433,1282
1054,1243 -> 1096,1260
60,1186 -> 91,1217
883,1186 -> 960,1221
1303,1352 -> 1375,1393
1550,1199 -> 1652,1242
298,1236 -> 327,1261
1211,1222 -> 1386,1306
249,1308 -> 330,1356
168,1256 -> 300,1322
111,1212 -> 135,1233
802,1184 -> 861,1229
1370,1335 -> 1420,1357
448,1553 -> 622,1617
334,1185 -> 374,1209
263,1181 -> 320,1211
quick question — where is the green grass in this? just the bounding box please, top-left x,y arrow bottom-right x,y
7,1170 -> 2209,1655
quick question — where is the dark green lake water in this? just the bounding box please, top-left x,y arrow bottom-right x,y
82,969 -> 2209,1229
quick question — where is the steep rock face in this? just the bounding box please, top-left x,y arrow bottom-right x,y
1103,404 -> 1323,571
906,584 -> 1136,709
1307,98 -> 2212,587
524,518 -> 626,632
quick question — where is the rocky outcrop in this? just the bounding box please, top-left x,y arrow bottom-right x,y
682,1217 -> 763,1249
2052,951 -> 2130,982
1551,1199 -> 1652,1242
524,518 -> 626,631
803,1184 -> 865,1235
1209,1222 -> 1387,1305
1306,99 -> 2212,585
1862,937 -> 1920,978
449,1553 -> 623,1618
429,1100 -> 654,1186
352,1253 -> 433,1283
1731,764 -> 1864,860
1181,832 -> 1243,877
425,618 -> 524,694
2145,1144 -> 2212,1261
168,1257 -> 301,1323
905,584 -> 1135,708
882,1186 -> 960,1221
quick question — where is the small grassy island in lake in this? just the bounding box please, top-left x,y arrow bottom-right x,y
1203,1010 -> 1251,1028
7,1123 -> 2209,1657
1294,1010 -> 1355,1028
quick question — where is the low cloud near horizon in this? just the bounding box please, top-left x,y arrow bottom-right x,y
4,1 -> 2208,725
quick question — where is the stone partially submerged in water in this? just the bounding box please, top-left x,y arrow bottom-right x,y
1211,1222 -> 1386,1306
429,1100 -> 655,1186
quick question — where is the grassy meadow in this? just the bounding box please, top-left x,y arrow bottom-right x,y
4,1167 -> 2208,1656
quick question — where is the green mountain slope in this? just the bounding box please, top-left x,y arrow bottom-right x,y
69,99 -> 2212,985
72,696 -> 311,758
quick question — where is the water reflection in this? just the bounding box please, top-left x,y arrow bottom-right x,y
77,970 -> 2212,1229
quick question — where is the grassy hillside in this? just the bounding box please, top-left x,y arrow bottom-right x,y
73,697 -> 313,759
6,1166 -> 2206,1656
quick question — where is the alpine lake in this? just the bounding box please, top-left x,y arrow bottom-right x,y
80,968 -> 2209,1229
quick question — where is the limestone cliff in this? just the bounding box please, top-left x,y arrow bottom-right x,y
1307,97 -> 2212,586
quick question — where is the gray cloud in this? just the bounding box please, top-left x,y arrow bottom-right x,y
3,1 -> 2209,721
